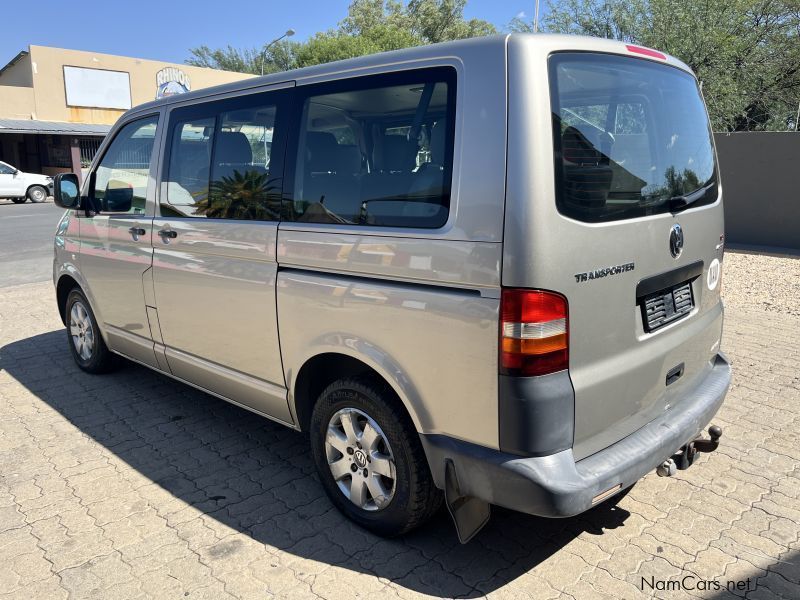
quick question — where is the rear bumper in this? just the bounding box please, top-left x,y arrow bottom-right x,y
421,352 -> 731,518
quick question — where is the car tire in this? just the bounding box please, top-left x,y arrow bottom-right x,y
11,197 -> 26,204
65,288 -> 119,374
310,376 -> 443,537
27,185 -> 47,203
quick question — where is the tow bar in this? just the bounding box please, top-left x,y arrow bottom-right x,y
657,425 -> 722,477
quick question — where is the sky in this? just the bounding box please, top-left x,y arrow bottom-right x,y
1,0 -> 546,67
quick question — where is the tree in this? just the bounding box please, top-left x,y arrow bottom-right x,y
187,41 -> 300,75
187,0 -> 496,75
186,45 -> 265,75
515,0 -> 800,131
295,26 -> 419,67
405,0 -> 497,42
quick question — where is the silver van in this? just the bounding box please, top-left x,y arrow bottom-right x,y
52,34 -> 730,542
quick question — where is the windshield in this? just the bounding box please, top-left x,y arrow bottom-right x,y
549,53 -> 717,223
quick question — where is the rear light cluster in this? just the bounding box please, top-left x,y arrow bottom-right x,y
500,289 -> 568,377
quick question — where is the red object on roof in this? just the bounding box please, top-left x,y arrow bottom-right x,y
625,45 -> 667,60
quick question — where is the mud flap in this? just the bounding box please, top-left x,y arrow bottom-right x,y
444,459 -> 490,544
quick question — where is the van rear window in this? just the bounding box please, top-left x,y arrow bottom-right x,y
549,53 -> 717,223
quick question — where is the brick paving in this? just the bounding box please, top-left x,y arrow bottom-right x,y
0,265 -> 798,599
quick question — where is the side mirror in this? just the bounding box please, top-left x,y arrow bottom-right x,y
53,173 -> 82,209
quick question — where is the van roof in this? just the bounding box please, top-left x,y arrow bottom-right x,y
128,33 -> 691,116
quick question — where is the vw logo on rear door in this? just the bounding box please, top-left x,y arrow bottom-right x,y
670,224 -> 684,258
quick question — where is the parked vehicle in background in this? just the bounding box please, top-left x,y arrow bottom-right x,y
51,33 -> 730,543
0,161 -> 53,203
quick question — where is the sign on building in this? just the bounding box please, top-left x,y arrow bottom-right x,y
63,66 -> 132,109
156,67 -> 191,99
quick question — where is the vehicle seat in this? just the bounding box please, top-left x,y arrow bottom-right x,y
172,139 -> 211,203
402,120 -> 448,223
561,126 -> 612,208
213,131 -> 262,181
302,131 -> 361,221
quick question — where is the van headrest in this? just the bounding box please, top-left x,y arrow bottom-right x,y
216,131 -> 253,165
305,132 -> 340,173
382,135 -> 416,172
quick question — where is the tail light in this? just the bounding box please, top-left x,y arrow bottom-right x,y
625,44 -> 667,60
500,289 -> 568,377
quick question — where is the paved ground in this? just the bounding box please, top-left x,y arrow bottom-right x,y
0,200 -> 63,288
0,253 -> 798,599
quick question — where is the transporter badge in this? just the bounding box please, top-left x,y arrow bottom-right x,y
574,262 -> 635,283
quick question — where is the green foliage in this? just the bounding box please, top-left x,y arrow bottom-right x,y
186,45 -> 265,75
528,0 -> 800,131
195,170 -> 279,221
187,1 -> 495,74
187,40 -> 300,75
295,25 -> 420,67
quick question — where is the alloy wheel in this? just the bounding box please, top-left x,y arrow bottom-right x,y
324,407 -> 397,511
69,301 -> 95,361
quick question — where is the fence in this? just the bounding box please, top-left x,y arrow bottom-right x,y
714,132 -> 799,250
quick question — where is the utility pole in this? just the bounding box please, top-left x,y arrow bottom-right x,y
534,0 -> 540,32
261,29 -> 295,77
795,101 -> 799,131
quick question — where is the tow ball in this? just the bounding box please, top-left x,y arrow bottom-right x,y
657,425 -> 722,477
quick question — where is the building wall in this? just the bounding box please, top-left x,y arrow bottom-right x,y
27,46 -> 253,125
0,45 -> 253,125
0,86 -> 35,119
0,53 -> 33,87
714,132 -> 800,250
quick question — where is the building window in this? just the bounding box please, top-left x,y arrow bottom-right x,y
79,138 -> 103,168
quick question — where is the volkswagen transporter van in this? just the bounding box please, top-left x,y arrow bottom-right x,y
52,34 -> 730,542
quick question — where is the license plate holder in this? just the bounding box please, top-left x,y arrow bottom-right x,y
640,280 -> 695,332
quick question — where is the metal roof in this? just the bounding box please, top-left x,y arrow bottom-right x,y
0,118 -> 110,136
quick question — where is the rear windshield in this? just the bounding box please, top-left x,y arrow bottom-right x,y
549,53 -> 717,223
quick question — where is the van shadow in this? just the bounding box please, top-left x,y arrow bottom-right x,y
1,330 -> 632,597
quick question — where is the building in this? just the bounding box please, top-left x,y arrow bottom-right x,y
0,45 -> 253,177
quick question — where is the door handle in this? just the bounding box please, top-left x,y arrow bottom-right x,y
158,229 -> 177,239
128,227 -> 146,238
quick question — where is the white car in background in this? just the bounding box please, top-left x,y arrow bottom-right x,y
0,161 -> 53,203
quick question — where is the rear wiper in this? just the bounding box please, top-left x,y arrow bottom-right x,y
669,182 -> 716,212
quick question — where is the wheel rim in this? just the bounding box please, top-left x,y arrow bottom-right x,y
31,188 -> 44,201
69,301 -> 95,361
325,407 -> 396,511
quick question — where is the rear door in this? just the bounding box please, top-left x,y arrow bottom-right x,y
151,84 -> 293,422
505,48 -> 725,460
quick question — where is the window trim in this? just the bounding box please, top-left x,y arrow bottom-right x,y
281,66 -> 458,230
548,51 -> 719,224
158,88 -> 290,221
86,112 -> 161,216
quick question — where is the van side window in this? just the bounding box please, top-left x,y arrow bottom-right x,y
162,97 -> 283,220
164,117 -> 215,215
287,68 -> 456,228
93,116 -> 158,215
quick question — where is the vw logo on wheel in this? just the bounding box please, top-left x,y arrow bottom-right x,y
353,449 -> 368,468
669,224 -> 684,259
